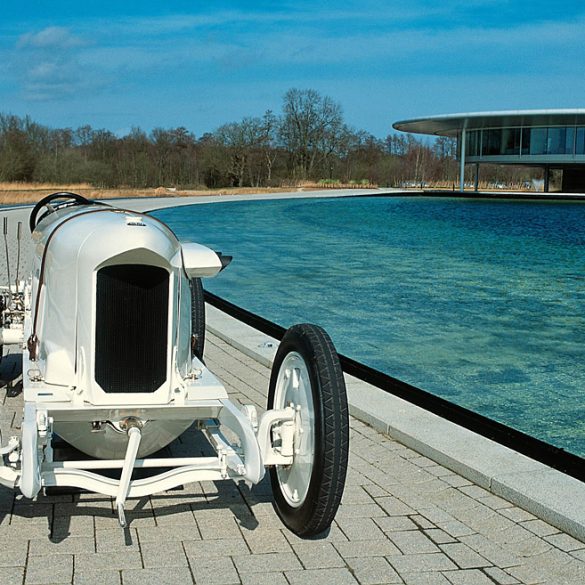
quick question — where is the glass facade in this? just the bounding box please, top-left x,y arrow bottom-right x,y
467,126 -> 585,158
577,128 -> 585,155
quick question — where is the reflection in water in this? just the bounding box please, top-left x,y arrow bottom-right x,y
154,196 -> 585,456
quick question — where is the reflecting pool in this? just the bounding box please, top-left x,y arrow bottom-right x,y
154,196 -> 585,456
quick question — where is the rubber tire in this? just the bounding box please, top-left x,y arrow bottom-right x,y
268,323 -> 349,537
190,278 -> 206,361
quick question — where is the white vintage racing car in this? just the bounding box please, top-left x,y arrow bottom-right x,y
0,193 -> 349,536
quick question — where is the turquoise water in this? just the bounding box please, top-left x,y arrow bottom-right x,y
154,196 -> 585,456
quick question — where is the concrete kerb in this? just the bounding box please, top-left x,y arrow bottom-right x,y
115,188 -> 387,213
206,304 -> 585,543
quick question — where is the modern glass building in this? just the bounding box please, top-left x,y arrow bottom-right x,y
393,110 -> 585,193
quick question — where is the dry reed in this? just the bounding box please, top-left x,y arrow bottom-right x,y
0,184 -> 297,205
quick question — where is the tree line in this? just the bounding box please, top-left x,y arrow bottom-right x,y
0,88 -> 534,190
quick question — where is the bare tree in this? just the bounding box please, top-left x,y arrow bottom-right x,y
215,117 -> 271,187
0,95 -> 542,192
215,121 -> 250,187
279,88 -> 344,180
260,111 -> 278,184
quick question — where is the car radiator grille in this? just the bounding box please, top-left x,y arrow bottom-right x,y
95,264 -> 169,393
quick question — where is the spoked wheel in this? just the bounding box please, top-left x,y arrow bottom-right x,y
268,323 -> 349,537
190,278 -> 205,361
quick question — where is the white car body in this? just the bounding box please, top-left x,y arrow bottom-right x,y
0,200 -> 296,527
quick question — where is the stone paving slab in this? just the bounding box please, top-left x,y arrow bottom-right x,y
0,332 -> 583,583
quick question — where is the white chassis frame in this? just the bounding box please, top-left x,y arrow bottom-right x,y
0,318 -> 299,527
0,387 -> 297,526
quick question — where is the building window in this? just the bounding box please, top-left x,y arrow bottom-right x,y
480,128 -> 520,156
467,130 -> 480,156
576,128 -> 585,155
521,128 -> 530,155
521,127 -> 577,156
483,129 -> 502,156
547,127 -> 574,155
468,125 -> 584,158
502,128 -> 521,155
530,128 -> 547,155
565,128 -> 575,154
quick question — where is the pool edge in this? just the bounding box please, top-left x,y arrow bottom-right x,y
206,303 -> 585,542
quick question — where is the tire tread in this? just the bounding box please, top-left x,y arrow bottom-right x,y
190,278 -> 206,360
268,323 -> 349,537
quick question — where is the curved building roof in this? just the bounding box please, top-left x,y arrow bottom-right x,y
393,109 -> 585,136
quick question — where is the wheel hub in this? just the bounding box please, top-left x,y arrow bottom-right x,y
274,352 -> 315,508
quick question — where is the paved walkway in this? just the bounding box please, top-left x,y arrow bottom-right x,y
0,333 -> 584,585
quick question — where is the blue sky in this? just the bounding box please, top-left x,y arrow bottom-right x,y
2,1 -> 585,138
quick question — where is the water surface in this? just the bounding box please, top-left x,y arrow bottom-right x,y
154,196 -> 585,456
